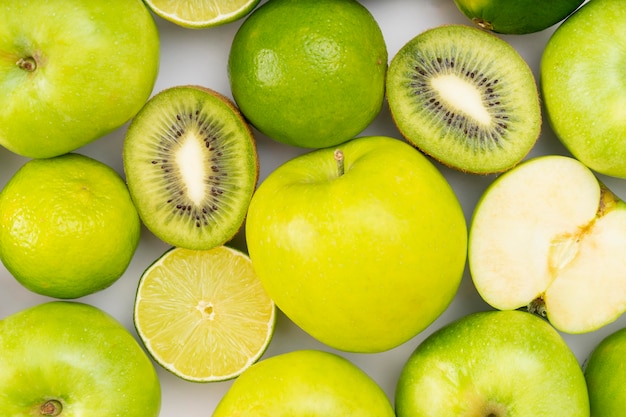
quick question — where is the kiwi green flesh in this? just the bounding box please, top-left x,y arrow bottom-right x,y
386,25 -> 541,174
123,85 -> 258,250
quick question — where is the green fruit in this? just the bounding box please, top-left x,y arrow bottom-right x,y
541,0 -> 626,178
228,0 -> 388,148
469,155 -> 626,334
453,0 -> 584,34
0,153 -> 141,299
0,301 -> 161,417
123,85 -> 258,250
585,327 -> 626,417
396,310 -> 589,417
245,136 -> 467,353
386,25 -> 541,174
212,349 -> 394,417
0,0 -> 160,158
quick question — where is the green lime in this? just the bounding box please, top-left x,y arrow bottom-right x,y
133,245 -> 275,382
144,0 -> 261,28
0,153 -> 140,299
453,0 -> 585,34
228,0 -> 388,148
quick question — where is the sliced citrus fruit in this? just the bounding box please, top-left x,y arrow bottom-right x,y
134,245 -> 275,382
144,0 -> 261,28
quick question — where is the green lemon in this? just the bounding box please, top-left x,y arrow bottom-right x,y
228,0 -> 388,148
0,153 -> 141,299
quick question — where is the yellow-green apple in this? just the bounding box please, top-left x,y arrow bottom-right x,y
584,326 -> 626,417
469,155 -> 626,333
541,0 -> 626,178
0,0 -> 160,158
212,349 -> 394,417
245,135 -> 468,352
452,0 -> 584,34
0,301 -> 161,417
395,310 -> 589,417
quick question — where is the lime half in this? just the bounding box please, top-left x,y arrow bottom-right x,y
144,0 -> 261,28
134,246 -> 275,382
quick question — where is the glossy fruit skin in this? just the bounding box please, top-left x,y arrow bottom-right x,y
228,0 -> 387,148
0,0 -> 160,158
396,310 -> 590,417
453,0 -> 584,34
245,136 -> 467,353
212,349 -> 394,417
0,301 -> 161,417
541,0 -> 626,178
0,153 -> 141,299
585,327 -> 626,417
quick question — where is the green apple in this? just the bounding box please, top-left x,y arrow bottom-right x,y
452,0 -> 584,34
541,0 -> 626,178
468,155 -> 626,334
0,0 -> 160,158
212,349 -> 394,417
0,301 -> 161,417
245,135 -> 467,353
395,310 -> 590,417
584,326 -> 626,417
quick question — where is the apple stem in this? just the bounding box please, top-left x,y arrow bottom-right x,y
17,57 -> 37,72
40,400 -> 62,416
334,149 -> 344,177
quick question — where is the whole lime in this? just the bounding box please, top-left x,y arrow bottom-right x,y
453,0 -> 584,34
228,0 -> 388,148
0,153 -> 141,299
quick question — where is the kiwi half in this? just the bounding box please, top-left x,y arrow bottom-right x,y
386,25 -> 541,174
123,85 -> 258,250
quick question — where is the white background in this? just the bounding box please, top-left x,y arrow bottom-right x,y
1,0 -> 624,415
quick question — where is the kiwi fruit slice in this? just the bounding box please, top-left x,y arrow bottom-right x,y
386,25 -> 541,174
123,85 -> 258,250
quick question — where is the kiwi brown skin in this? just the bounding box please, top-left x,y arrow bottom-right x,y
123,84 -> 259,251
386,24 -> 541,175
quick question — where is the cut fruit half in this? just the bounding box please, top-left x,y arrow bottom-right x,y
123,85 -> 258,250
134,245 -> 275,382
469,155 -> 626,333
386,25 -> 541,174
144,0 -> 261,28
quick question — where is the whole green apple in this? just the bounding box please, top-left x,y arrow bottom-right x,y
212,349 -> 394,417
245,136 -> 468,353
541,0 -> 626,178
0,301 -> 161,417
0,0 -> 160,158
584,327 -> 626,417
395,310 -> 590,417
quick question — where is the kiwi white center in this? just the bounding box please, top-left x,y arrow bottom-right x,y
176,133 -> 207,205
431,74 -> 491,126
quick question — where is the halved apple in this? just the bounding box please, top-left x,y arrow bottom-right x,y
469,155 -> 626,333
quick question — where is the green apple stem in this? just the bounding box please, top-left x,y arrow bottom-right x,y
40,400 -> 62,416
527,297 -> 548,320
334,149 -> 344,177
17,57 -> 37,72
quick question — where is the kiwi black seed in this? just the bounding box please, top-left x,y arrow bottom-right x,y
386,24 -> 541,174
123,85 -> 258,250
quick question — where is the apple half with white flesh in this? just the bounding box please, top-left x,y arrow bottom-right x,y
468,154 -> 626,333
